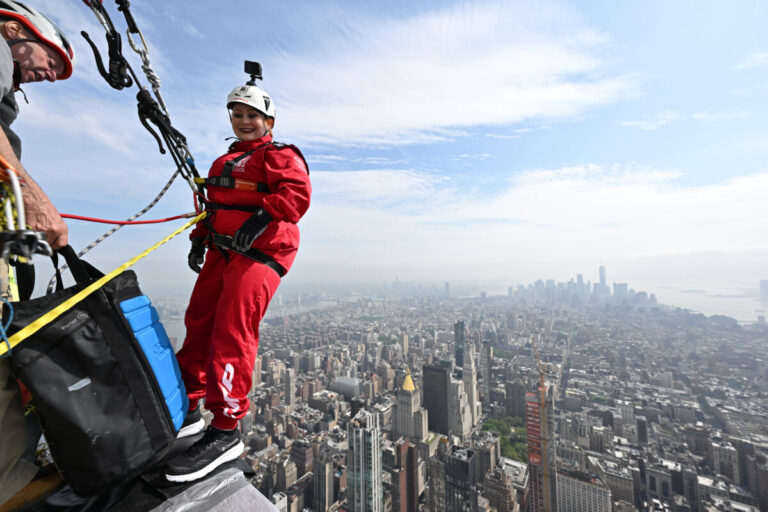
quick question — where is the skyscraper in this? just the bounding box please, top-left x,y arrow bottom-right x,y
276,457 -> 297,494
252,355 -> 262,390
284,368 -> 296,411
448,376 -> 472,439
446,446 -> 477,512
454,320 -> 465,367
483,466 -> 518,512
505,376 -> 527,419
556,470 -> 611,512
480,341 -> 493,410
527,383 -> 557,512
423,364 -> 450,435
313,448 -> 335,512
390,438 -> 419,512
594,264 -> 609,296
393,367 -> 428,442
290,439 -> 314,478
428,440 -> 449,512
347,409 -> 383,512
462,342 -> 480,427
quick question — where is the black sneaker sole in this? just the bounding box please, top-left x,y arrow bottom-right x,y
164,441 -> 245,483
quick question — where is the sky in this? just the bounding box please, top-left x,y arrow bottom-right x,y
12,1 -> 768,318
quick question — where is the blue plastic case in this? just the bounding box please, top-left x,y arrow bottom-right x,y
119,295 -> 188,432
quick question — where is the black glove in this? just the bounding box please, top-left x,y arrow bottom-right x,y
232,209 -> 272,252
188,238 -> 205,273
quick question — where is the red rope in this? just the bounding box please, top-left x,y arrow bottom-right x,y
61,212 -> 195,225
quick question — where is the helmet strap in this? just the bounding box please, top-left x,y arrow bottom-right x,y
7,38 -> 39,47
10,61 -> 28,101
11,60 -> 21,91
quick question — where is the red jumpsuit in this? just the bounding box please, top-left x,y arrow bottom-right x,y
176,134 -> 311,430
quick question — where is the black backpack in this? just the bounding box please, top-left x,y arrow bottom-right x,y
4,246 -> 187,495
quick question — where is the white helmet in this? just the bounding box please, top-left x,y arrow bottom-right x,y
227,84 -> 275,120
0,0 -> 75,79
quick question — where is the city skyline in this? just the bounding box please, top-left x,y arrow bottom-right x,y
156,263 -> 767,348
241,278 -> 768,511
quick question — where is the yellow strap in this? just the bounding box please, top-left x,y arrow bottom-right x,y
9,264 -> 18,301
0,212 -> 207,356
193,177 -> 205,184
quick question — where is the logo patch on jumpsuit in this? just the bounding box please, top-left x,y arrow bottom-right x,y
220,363 -> 239,418
292,155 -> 306,173
232,155 -> 252,173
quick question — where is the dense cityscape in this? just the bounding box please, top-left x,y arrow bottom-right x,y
161,268 -> 768,512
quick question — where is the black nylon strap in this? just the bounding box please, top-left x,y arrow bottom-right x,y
13,261 -> 35,301
57,245 -> 94,286
203,202 -> 264,213
210,233 -> 286,277
204,175 -> 236,188
50,252 -> 65,293
221,150 -> 254,177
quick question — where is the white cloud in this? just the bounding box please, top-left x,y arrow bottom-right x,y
181,23 -> 204,40
485,126 -> 548,138
452,153 -> 493,161
621,110 -> 747,130
485,133 -> 519,139
733,52 -> 768,70
690,111 -> 747,121
297,165 -> 768,282
19,94 -> 136,154
265,1 -> 635,146
309,155 -> 348,164
620,111 -> 682,130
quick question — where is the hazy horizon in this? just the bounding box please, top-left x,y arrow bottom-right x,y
16,0 -> 767,325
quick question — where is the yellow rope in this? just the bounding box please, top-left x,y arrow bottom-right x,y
0,212 -> 206,356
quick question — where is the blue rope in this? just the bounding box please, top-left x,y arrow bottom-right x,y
0,297 -> 13,358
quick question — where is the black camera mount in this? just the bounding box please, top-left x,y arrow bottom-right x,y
244,60 -> 263,86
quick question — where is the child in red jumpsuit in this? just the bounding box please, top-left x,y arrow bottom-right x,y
165,73 -> 311,483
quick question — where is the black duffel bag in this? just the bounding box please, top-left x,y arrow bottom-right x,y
4,246 -> 179,496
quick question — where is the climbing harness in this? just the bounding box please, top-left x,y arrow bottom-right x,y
194,139 -> 306,276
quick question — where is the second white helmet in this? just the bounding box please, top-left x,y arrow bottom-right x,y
227,84 -> 275,120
